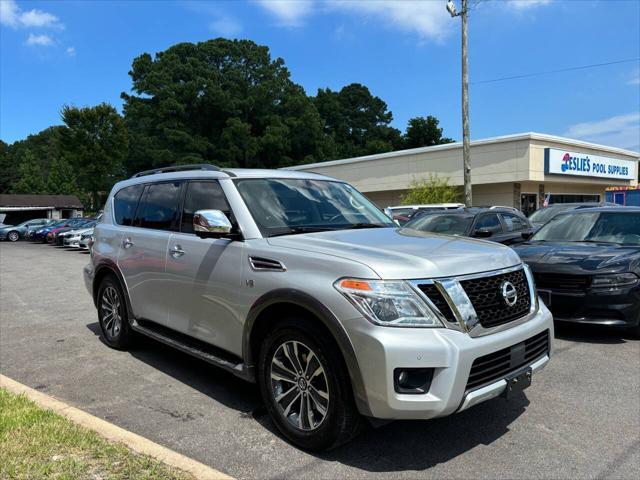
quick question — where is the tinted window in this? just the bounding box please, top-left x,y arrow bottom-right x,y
405,213 -> 473,235
474,214 -> 502,233
533,212 -> 640,245
114,184 -> 144,226
502,213 -> 527,232
136,182 -> 181,231
181,181 -> 230,234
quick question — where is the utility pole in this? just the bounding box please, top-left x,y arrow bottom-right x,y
447,0 -> 472,206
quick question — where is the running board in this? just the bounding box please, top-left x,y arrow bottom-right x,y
131,319 -> 254,382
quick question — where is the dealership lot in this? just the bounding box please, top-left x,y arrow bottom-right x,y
1,242 -> 639,479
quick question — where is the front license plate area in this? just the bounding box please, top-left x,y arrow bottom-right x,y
502,367 -> 532,399
538,289 -> 551,307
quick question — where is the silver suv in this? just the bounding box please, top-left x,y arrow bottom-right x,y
84,164 -> 553,450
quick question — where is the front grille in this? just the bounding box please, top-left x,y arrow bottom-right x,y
417,284 -> 456,322
466,330 -> 549,391
534,273 -> 591,291
460,269 -> 531,328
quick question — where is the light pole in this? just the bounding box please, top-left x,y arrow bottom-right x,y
447,0 -> 472,206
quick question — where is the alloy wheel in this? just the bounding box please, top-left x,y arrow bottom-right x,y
8,231 -> 19,242
100,286 -> 123,339
269,340 -> 330,431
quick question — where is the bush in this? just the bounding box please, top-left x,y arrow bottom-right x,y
400,174 -> 462,205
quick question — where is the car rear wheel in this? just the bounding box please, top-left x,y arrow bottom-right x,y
258,320 -> 363,451
97,276 -> 133,350
7,231 -> 19,242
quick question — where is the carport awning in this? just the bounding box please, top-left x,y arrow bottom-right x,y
0,206 -> 55,211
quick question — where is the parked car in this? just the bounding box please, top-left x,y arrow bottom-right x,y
85,164 -> 553,450
47,218 -> 91,244
62,223 -> 97,247
0,218 -> 51,242
384,204 -> 465,226
30,219 -> 79,243
528,202 -> 617,229
514,207 -> 640,336
78,229 -> 94,250
403,207 -> 534,245
54,220 -> 96,246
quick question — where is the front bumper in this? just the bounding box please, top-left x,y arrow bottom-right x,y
64,237 -> 81,247
542,284 -> 640,327
346,302 -> 553,420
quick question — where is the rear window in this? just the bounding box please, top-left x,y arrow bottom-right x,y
113,184 -> 144,226
135,182 -> 181,231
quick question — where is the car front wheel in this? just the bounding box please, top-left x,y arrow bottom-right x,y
97,276 -> 133,350
7,231 -> 19,242
258,321 -> 362,451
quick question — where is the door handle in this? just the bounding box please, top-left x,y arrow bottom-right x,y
169,245 -> 185,257
122,238 -> 134,249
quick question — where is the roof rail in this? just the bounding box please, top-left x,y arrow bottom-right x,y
131,164 -> 221,178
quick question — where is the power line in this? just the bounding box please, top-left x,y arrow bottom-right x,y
472,58 -> 640,85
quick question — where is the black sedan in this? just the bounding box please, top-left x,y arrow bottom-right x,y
514,207 -> 640,336
403,207 -> 533,245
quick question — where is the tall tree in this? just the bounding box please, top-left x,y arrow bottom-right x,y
10,151 -> 47,194
122,38 -> 329,173
403,116 -> 455,149
58,103 -> 128,208
314,83 -> 403,158
46,157 -> 80,196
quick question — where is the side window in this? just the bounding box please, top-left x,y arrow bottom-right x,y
181,181 -> 230,234
135,181 -> 181,231
113,184 -> 144,226
502,213 -> 526,232
475,214 -> 502,233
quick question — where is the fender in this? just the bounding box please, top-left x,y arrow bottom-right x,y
92,259 -> 135,320
243,288 -> 372,417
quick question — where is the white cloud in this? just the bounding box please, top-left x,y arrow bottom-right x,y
628,68 -> 640,86
564,113 -> 640,151
209,15 -> 243,37
26,33 -> 53,46
255,0 -> 450,40
66,46 -> 76,56
255,0 -> 315,27
0,0 -> 63,29
506,0 -> 553,10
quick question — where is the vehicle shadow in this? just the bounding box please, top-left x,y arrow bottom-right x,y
86,320 -> 529,472
554,322 -> 637,344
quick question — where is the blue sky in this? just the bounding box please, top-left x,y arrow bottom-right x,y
1,0 -> 639,151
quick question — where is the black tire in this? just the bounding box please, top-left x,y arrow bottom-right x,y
97,275 -> 133,350
257,318 -> 363,451
627,322 -> 640,339
7,231 -> 19,242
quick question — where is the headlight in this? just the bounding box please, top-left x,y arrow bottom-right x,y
334,278 -> 444,327
591,273 -> 639,289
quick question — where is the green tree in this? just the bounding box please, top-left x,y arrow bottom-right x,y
10,151 -> 47,194
314,83 -> 402,158
400,174 -> 461,205
58,103 -> 128,209
403,116 -> 455,149
46,157 -> 79,195
122,38 -> 329,174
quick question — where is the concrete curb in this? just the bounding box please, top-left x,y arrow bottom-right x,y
0,374 -> 234,480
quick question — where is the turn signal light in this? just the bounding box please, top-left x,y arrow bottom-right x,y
339,279 -> 372,291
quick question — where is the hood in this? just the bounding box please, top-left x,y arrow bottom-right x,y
68,227 -> 92,236
514,241 -> 640,274
267,227 -> 521,279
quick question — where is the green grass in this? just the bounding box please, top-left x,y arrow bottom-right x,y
0,388 -> 194,480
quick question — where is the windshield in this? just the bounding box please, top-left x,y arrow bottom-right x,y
531,212 -> 640,245
235,178 -> 394,237
528,205 -> 573,223
404,213 -> 473,236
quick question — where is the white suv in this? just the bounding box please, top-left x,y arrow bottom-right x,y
84,164 -> 553,450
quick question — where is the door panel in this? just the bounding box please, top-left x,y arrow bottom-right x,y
165,233 -> 244,355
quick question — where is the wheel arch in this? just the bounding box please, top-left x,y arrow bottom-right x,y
243,289 -> 372,416
92,261 -> 134,319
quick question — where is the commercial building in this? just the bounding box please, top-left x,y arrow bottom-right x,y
0,194 -> 84,225
287,132 -> 640,216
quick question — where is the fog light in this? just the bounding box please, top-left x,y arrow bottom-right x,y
394,368 -> 434,394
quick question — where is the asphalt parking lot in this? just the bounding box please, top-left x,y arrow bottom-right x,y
1,241 -> 639,479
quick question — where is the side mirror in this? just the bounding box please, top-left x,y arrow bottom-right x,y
193,210 -> 236,239
473,228 -> 493,238
521,231 -> 533,240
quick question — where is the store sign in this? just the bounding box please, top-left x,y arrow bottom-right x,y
545,148 -> 636,180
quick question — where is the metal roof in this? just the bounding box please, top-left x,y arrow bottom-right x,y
0,194 -> 84,209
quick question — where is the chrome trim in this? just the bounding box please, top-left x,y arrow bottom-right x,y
249,256 -> 286,272
408,264 -> 537,337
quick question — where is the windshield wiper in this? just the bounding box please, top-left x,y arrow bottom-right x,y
343,223 -> 389,230
268,226 -> 337,237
